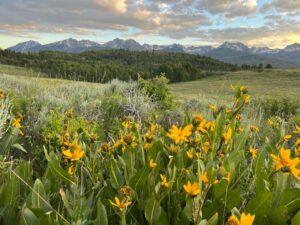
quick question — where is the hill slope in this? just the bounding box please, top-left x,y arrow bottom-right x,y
0,49 -> 238,83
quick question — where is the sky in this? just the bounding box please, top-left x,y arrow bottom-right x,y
1,0 -> 300,49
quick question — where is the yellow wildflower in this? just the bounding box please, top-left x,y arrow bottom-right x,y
0,90 -> 6,99
271,148 -> 300,179
109,197 -> 132,212
167,124 -> 193,144
160,174 -> 170,188
284,134 -> 292,142
294,125 -> 300,134
197,120 -> 208,134
240,213 -> 255,225
209,104 -> 218,113
249,146 -> 257,159
250,125 -> 259,132
236,114 -> 241,121
120,186 -> 132,196
205,121 -> 215,131
267,118 -> 273,126
186,150 -> 193,160
225,172 -> 231,182
149,159 -> 157,169
68,164 -> 75,175
227,215 -> 239,225
194,114 -> 203,122
183,181 -> 200,197
12,118 -> 22,129
243,94 -> 251,103
203,141 -> 210,153
295,139 -> 300,146
63,145 -> 84,161
223,128 -> 232,145
201,171 -> 209,183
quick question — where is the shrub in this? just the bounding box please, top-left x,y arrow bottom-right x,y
138,75 -> 174,110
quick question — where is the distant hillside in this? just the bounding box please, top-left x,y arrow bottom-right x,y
7,38 -> 300,68
0,49 -> 238,83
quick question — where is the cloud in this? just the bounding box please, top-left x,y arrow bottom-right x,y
262,0 -> 300,13
95,0 -> 127,13
0,0 -> 299,48
0,0 -> 210,40
198,0 -> 257,18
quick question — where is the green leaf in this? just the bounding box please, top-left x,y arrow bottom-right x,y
145,197 -> 161,224
244,191 -> 273,225
32,179 -> 52,212
20,208 -> 39,225
254,147 -> 268,194
108,158 -> 124,189
94,199 -> 108,225
12,143 -> 27,153
129,165 -> 150,191
59,188 -> 73,216
206,213 -> 218,225
278,188 -> 300,214
44,148 -> 75,184
181,197 -> 193,222
267,206 -> 288,225
292,211 -> 300,225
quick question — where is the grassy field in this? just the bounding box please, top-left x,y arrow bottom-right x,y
170,69 -> 300,101
2,64 -> 300,101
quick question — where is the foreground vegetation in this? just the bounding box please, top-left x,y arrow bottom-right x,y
0,64 -> 300,225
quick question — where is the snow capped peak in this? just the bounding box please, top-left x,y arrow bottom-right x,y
219,42 -> 249,52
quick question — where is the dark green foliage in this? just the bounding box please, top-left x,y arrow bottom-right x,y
265,64 -> 273,69
0,49 -> 239,83
138,75 -> 174,110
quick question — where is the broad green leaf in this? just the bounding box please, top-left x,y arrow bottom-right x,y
20,208 -> 39,225
206,213 -> 218,225
145,197 -> 161,224
278,188 -> 300,214
267,206 -> 288,225
244,191 -> 273,225
108,158 -> 124,189
44,149 -> 75,184
32,179 -> 52,212
129,165 -> 150,191
292,211 -> 300,225
94,199 -> 108,225
254,147 -> 268,194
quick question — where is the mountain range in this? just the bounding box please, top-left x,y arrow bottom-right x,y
6,38 -> 300,68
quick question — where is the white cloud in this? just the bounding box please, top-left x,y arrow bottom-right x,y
95,0 -> 127,13
198,0 -> 257,18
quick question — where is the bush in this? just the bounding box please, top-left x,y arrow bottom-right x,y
138,75 -> 174,110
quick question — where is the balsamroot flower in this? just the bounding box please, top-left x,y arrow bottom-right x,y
160,174 -> 170,188
183,181 -> 200,197
149,159 -> 157,169
63,145 -> 84,161
271,148 -> 300,179
223,127 -> 232,145
227,213 -> 255,225
110,197 -> 132,212
240,213 -> 255,225
167,124 -> 193,144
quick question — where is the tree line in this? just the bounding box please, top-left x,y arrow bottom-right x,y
0,49 -> 239,83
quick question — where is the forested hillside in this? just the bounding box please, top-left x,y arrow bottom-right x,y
0,49 -> 239,83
